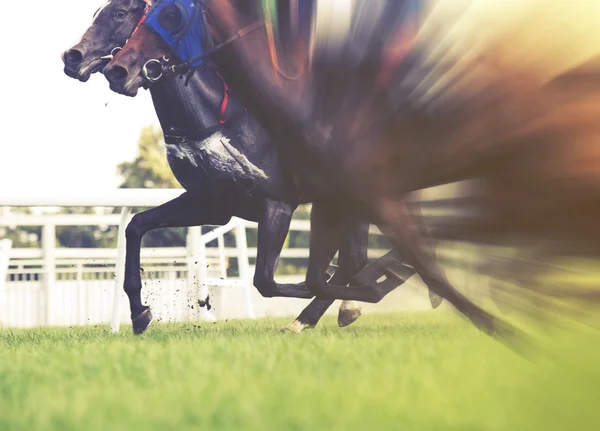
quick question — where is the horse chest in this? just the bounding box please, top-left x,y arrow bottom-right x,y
165,131 -> 270,193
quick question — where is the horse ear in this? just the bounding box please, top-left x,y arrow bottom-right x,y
133,0 -> 151,9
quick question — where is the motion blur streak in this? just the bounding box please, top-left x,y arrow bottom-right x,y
210,0 -> 600,343
324,0 -> 600,336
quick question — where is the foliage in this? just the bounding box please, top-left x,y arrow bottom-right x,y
117,125 -> 181,190
1,313 -> 598,431
0,208 -> 41,248
56,207 -> 119,249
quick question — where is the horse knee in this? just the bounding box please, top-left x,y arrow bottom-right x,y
125,214 -> 145,242
306,274 -> 330,298
253,273 -> 276,298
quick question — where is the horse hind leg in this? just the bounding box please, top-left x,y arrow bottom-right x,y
376,198 -> 522,343
281,206 -> 346,333
412,200 -> 444,309
252,202 -> 410,303
281,280 -> 332,333
282,218 -> 369,332
335,220 -> 369,327
303,205 -> 396,303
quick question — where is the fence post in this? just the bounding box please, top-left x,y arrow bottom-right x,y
0,239 -> 13,326
110,207 -> 131,333
42,223 -> 56,326
186,228 -> 198,320
194,226 -> 216,322
235,219 -> 255,319
217,235 -> 227,280
76,262 -> 86,326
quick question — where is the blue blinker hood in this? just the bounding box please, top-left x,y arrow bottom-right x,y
144,0 -> 207,68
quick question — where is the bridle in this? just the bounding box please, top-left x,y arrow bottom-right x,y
100,46 -> 123,62
137,0 -> 264,85
161,19 -> 264,85
99,1 -> 154,64
136,0 -> 306,85
141,0 -> 250,124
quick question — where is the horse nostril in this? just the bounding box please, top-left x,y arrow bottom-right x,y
64,49 -> 83,66
105,65 -> 129,84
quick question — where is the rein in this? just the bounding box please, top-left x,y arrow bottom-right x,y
174,20 -> 265,73
262,0 -> 304,81
139,0 -> 305,85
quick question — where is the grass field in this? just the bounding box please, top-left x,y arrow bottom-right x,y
1,312 -> 599,431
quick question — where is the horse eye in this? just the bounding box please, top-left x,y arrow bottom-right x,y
114,9 -> 127,20
158,5 -> 184,34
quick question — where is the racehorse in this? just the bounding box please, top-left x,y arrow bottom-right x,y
203,0 -> 600,247
62,0 -> 435,335
101,0 -> 524,340
196,1 -> 600,325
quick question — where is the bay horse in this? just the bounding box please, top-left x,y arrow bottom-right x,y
101,0 -> 527,341
62,0 -> 430,335
176,1 -> 600,328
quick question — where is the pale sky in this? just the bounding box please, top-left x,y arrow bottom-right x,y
1,1 -> 159,193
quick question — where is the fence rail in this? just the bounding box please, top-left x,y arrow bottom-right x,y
1,190 -> 392,330
1,185 -> 470,330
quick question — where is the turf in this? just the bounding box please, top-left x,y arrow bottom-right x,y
1,312 -> 599,431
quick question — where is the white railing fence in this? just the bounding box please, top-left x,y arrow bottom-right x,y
0,239 -> 12,324
1,185 -> 472,330
0,190 -> 255,331
1,189 -> 395,330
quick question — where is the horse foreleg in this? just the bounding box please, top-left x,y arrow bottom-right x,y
253,199 -> 314,299
411,200 -> 444,309
283,214 -> 369,332
334,220 -> 369,327
376,198 -> 522,343
303,205 -> 397,303
253,201 -> 409,303
124,191 -> 231,335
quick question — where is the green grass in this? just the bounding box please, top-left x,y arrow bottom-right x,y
1,312 -> 599,431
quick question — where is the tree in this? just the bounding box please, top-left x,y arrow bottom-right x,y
56,207 -> 118,249
0,208 -> 41,248
118,125 -> 181,189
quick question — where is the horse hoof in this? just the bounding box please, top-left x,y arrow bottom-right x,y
132,307 -> 153,335
338,301 -> 362,327
429,292 -> 444,309
280,319 -> 315,334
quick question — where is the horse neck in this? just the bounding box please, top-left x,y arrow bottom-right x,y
148,67 -> 232,139
209,4 -> 312,132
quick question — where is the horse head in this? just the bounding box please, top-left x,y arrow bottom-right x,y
61,0 -> 148,82
104,0 -> 211,97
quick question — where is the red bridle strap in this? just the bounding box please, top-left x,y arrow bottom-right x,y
131,0 -> 153,38
215,70 -> 230,124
